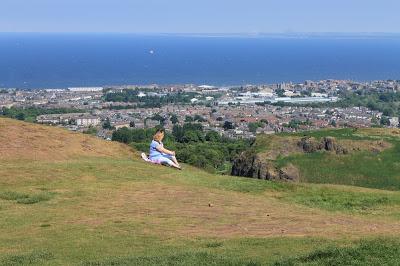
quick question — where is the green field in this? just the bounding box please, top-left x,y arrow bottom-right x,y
2,118 -> 400,265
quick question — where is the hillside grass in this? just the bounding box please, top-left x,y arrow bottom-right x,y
273,238 -> 400,266
274,128 -> 400,190
2,118 -> 400,265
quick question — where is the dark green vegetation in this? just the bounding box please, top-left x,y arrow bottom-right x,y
104,89 -> 219,108
112,123 -> 250,173
0,106 -> 84,122
275,128 -> 400,190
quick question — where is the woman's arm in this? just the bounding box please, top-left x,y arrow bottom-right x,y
156,145 -> 175,156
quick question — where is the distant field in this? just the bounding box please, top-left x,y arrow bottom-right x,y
2,118 -> 400,265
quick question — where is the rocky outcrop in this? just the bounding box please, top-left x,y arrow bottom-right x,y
297,136 -> 348,154
231,150 -> 299,181
231,136 -> 347,182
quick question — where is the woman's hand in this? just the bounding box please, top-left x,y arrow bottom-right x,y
170,151 -> 176,156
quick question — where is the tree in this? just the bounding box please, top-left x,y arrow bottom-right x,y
103,118 -> 113,130
16,113 -> 25,121
185,116 -> 194,122
223,121 -> 235,130
380,116 -> 390,126
83,126 -> 98,135
205,131 -> 221,142
194,114 -> 207,122
151,113 -> 166,124
170,114 -> 179,124
248,122 -> 263,134
111,127 -> 132,143
383,108 -> 395,117
276,88 -> 285,97
287,119 -> 300,129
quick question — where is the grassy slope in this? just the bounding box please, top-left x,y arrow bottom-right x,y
1,118 -> 400,265
259,128 -> 400,190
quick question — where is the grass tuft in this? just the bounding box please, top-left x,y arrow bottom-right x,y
205,241 -> 224,248
0,191 -> 55,204
0,191 -> 29,201
1,250 -> 54,266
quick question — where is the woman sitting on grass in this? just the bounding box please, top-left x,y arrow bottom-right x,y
144,128 -> 181,170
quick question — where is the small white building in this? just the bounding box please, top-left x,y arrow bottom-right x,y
76,117 -> 101,127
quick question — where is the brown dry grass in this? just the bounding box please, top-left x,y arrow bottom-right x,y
0,118 -> 132,161
69,182 -> 400,239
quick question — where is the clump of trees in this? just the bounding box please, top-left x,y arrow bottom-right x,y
112,124 -> 251,173
1,107 -> 85,122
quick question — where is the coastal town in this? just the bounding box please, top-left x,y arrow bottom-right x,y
1,79 -> 400,140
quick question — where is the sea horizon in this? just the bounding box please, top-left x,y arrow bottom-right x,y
1,32 -> 400,89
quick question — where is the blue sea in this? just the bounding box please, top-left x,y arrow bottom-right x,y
1,33 -> 400,89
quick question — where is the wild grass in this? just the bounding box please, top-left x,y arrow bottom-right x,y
279,185 -> 400,213
1,250 -> 54,266
0,191 -> 55,204
273,238 -> 400,266
82,252 -> 260,266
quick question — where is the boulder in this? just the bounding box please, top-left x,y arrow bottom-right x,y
298,136 -> 348,154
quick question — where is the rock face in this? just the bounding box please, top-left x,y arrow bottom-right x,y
297,136 -> 348,154
231,150 -> 299,181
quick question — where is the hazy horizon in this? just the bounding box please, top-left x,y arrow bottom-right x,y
1,0 -> 399,33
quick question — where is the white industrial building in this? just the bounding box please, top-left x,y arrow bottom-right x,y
68,87 -> 104,92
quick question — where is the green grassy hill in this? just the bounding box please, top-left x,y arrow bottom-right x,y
2,118 -> 400,265
234,127 -> 400,190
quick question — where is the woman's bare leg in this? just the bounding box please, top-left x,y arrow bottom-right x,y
171,156 -> 180,167
170,162 -> 181,169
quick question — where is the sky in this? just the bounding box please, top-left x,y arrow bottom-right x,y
0,0 -> 399,33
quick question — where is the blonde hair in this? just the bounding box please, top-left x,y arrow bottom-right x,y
153,129 -> 164,142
